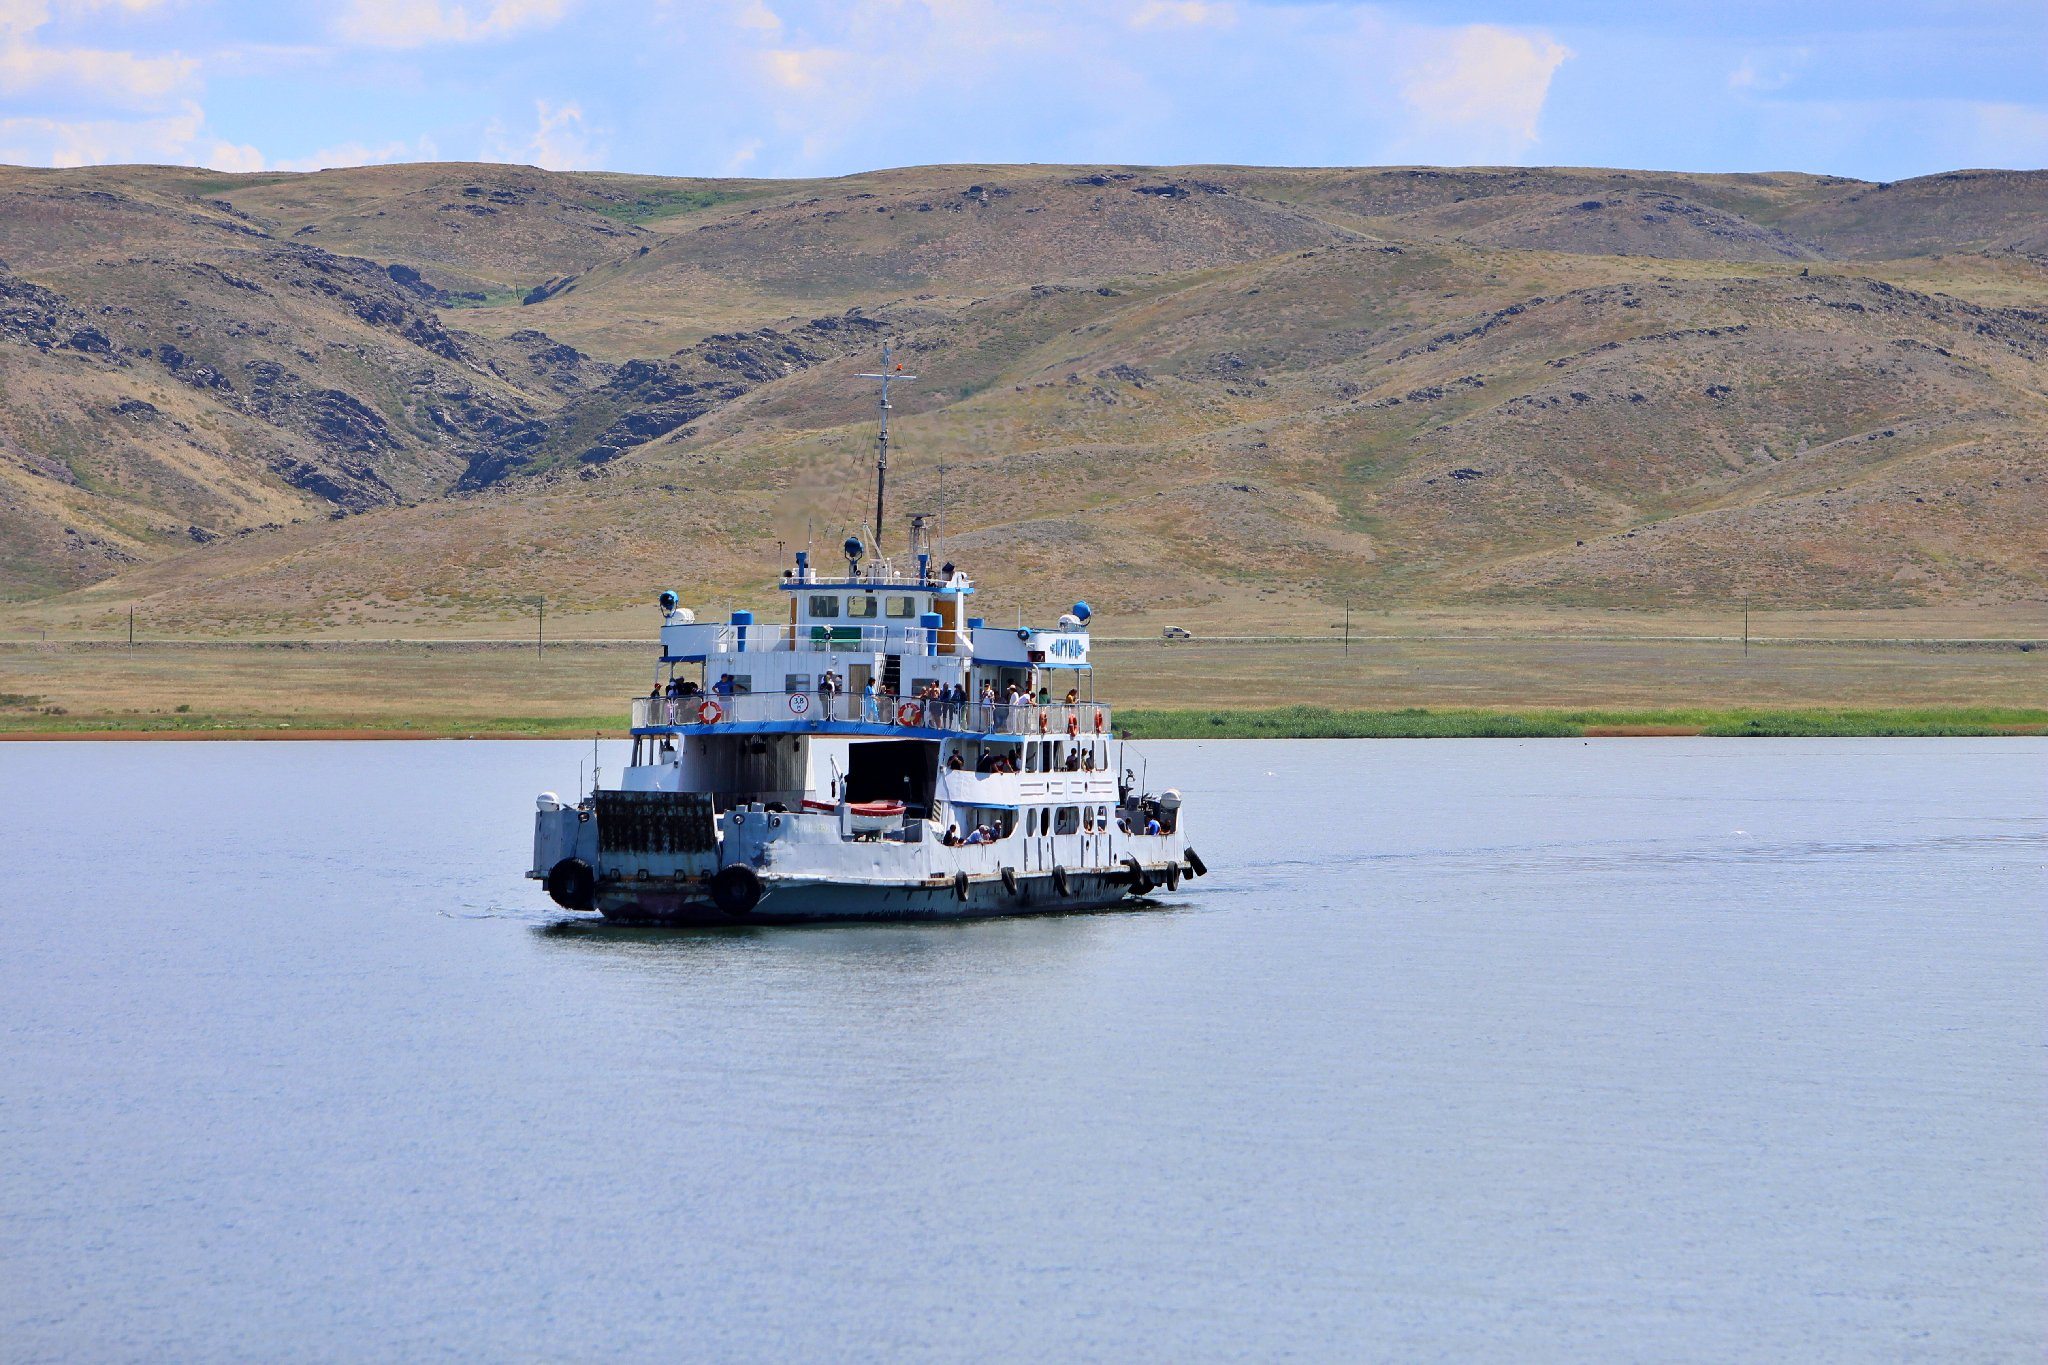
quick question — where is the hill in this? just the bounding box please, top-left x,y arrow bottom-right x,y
0,160 -> 2042,636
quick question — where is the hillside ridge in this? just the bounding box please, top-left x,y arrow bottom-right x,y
0,159 -> 2041,632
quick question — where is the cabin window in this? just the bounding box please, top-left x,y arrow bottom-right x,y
1023,745 -> 1038,773
1082,807 -> 1095,832
848,596 -> 878,619
808,595 -> 840,618
784,673 -> 811,693
1055,806 -> 1081,835
886,595 -> 917,618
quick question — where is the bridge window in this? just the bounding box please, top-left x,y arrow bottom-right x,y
808,595 -> 840,618
784,673 -> 811,693
1055,806 -> 1081,835
848,596 -> 878,619
886,595 -> 917,618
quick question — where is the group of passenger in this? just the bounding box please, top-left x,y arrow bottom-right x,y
646,668 -> 1091,733
940,822 -> 1005,846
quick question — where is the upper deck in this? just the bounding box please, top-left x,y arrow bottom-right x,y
631,690 -> 1113,740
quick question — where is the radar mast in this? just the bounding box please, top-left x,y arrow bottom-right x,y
855,342 -> 916,555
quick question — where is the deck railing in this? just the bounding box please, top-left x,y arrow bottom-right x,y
632,691 -> 1113,736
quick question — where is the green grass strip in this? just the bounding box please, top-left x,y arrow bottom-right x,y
1117,706 -> 2048,739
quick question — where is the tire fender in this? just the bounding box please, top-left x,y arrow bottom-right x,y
544,858 -> 596,911
709,863 -> 763,915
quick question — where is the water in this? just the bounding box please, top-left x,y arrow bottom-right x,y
2,738 -> 2041,1361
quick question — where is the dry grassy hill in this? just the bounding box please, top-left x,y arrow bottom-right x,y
0,160 -> 2042,636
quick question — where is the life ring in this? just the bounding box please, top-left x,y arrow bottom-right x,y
1093,709 -> 1104,733
1065,714 -> 1079,737
1038,710 -> 1048,733
897,701 -> 923,726
710,864 -> 762,914
697,699 -> 724,724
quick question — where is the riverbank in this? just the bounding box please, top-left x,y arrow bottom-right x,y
3,635 -> 2040,737
2,706 -> 2041,740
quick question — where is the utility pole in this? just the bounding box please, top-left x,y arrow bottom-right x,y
127,606 -> 133,648
1344,602 -> 1352,658
536,595 -> 545,658
1743,594 -> 1750,658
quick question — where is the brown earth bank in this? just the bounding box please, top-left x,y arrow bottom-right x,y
0,160 -> 2041,643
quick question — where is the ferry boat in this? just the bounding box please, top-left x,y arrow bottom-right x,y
528,348 -> 1206,924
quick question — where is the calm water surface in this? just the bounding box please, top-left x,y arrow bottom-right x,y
2,739 -> 2042,1361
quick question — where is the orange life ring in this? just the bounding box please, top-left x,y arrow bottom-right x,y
1038,710 -> 1049,733
1093,708 -> 1105,733
1066,714 -> 1079,736
697,699 -> 724,724
897,701 -> 923,726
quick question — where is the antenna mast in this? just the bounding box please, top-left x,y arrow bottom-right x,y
855,342 -> 916,554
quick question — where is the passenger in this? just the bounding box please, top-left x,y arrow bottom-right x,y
942,824 -> 962,847
947,751 -> 965,771
964,826 -> 986,845
1037,687 -> 1050,705
1145,815 -> 1162,836
713,673 -> 736,697
1063,749 -> 1081,772
680,679 -> 700,697
862,678 -> 879,722
1065,687 -> 1080,705
979,681 -> 997,729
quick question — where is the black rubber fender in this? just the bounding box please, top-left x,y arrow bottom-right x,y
953,870 -> 970,901
1164,861 -> 1180,891
1121,855 -> 1151,893
1185,847 -> 1208,877
1051,865 -> 1072,897
1001,866 -> 1018,895
709,863 -> 763,915
544,858 -> 596,911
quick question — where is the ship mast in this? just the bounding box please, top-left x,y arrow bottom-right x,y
855,342 -> 916,555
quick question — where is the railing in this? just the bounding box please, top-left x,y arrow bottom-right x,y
663,622 -> 947,656
632,691 -> 1113,736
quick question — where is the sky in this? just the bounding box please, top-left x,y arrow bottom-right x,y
1,0 -> 2044,181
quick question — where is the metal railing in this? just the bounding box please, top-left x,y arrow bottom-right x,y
632,691 -> 1113,735
665,622 -> 948,656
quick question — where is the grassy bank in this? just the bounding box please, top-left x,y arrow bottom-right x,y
3,705 -> 2043,740
1116,706 -> 2048,739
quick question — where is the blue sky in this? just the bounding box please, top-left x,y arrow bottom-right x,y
2,1 -> 2043,180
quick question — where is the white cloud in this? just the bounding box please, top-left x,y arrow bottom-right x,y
205,138 -> 263,171
1128,1 -> 1234,30
723,135 -> 762,172
335,0 -> 570,48
760,45 -> 848,92
482,97 -> 604,169
0,0 -> 198,107
1730,50 -> 1807,94
1400,23 -> 1570,153
0,97 -> 201,165
204,134 -> 444,173
732,0 -> 780,34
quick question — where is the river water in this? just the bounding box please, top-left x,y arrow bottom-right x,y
2,738 -> 2041,1361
